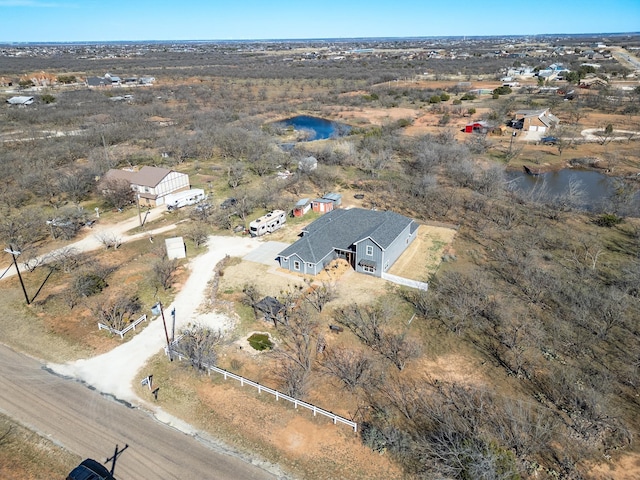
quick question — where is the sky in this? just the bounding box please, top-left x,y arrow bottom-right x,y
1,0 -> 639,43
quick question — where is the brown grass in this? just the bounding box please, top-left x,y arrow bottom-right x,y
0,413 -> 80,480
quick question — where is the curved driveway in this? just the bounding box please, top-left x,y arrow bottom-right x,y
1,208 -> 284,479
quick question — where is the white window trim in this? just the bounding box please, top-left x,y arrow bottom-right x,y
293,260 -> 301,271
366,245 -> 374,256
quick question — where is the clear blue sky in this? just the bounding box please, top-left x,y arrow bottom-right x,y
1,0 -> 639,43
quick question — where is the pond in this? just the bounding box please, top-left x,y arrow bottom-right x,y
273,115 -> 351,141
507,168 -> 638,212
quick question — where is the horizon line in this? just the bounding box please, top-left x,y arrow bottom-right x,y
2,32 -> 639,45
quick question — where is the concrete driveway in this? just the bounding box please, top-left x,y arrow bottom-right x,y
242,241 -> 290,266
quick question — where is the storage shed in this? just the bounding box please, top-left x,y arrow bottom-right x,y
464,121 -> 489,134
312,198 -> 334,214
293,198 -> 312,217
322,192 -> 342,207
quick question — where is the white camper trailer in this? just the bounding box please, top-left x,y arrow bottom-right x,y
165,189 -> 206,211
249,210 -> 286,237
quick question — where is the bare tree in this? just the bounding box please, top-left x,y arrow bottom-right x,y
334,302 -> 391,349
227,162 -> 245,189
241,283 -> 262,311
565,233 -> 605,273
92,291 -> 141,331
378,331 -> 421,371
0,207 -> 48,258
59,168 -> 95,206
173,323 -> 223,370
94,231 -> 122,249
184,222 -> 210,248
593,123 -> 615,145
272,358 -> 309,398
46,246 -> 80,273
99,177 -> 134,210
302,280 -> 337,313
320,347 -> 373,391
152,256 -> 179,290
272,305 -> 318,373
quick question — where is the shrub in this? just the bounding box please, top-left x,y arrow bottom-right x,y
440,93 -> 450,102
57,75 -> 76,84
594,213 -> 622,227
41,94 -> 56,104
429,95 -> 442,104
492,86 -> 512,96
74,273 -> 107,297
395,118 -> 413,128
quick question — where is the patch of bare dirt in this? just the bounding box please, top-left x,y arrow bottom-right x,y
387,224 -> 458,280
197,383 -> 403,480
332,106 -> 418,126
587,451 -> 640,480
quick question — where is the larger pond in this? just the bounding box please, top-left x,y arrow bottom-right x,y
274,115 -> 351,141
507,168 -> 638,212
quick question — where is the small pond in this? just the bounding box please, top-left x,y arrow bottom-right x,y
247,333 -> 273,351
273,115 -> 351,141
507,168 -> 638,212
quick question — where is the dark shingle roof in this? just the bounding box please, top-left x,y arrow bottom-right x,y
278,208 -> 414,264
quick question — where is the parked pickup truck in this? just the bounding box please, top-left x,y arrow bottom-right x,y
540,136 -> 558,145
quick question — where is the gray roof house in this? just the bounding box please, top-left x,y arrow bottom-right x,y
86,76 -> 109,87
276,208 -> 418,278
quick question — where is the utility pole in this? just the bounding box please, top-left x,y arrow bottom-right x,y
135,193 -> 142,227
4,246 -> 30,305
171,307 -> 176,342
153,301 -> 172,361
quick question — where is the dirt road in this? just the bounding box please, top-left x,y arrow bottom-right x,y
0,343 -> 278,479
1,205 -> 173,278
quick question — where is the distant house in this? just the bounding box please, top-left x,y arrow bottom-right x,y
298,156 -> 318,173
6,96 -> 34,106
86,76 -> 110,88
276,208 -> 418,278
512,108 -> 559,132
464,121 -> 490,134
293,198 -> 312,217
104,73 -> 121,85
103,166 -> 190,207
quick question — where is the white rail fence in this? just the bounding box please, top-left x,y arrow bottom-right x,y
98,314 -> 148,339
382,272 -> 429,291
166,347 -> 358,433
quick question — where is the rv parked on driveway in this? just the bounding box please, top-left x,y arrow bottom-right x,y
165,188 -> 206,211
249,210 -> 286,237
